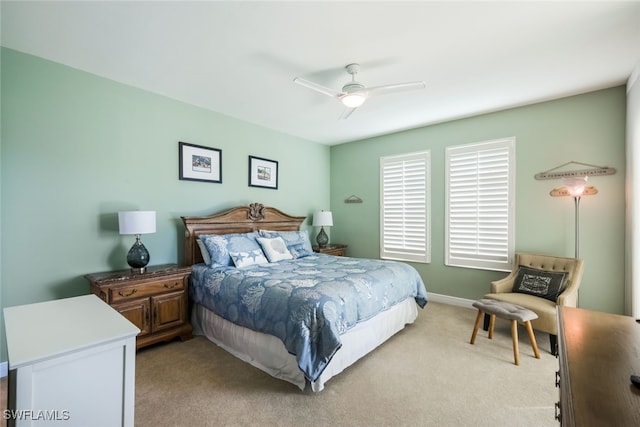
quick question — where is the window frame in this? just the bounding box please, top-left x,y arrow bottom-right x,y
445,137 -> 515,272
379,150 -> 431,264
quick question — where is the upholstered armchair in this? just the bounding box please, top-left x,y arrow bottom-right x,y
484,252 -> 585,355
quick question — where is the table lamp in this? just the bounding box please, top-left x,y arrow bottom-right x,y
312,210 -> 333,248
118,211 -> 156,273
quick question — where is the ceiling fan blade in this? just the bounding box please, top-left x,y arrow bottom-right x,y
365,81 -> 426,97
293,77 -> 343,98
339,107 -> 359,120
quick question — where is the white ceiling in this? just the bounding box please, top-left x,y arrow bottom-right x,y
2,1 -> 640,145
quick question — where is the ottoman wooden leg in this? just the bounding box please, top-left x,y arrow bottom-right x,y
525,320 -> 541,359
488,314 -> 496,340
470,310 -> 483,344
511,320 -> 520,365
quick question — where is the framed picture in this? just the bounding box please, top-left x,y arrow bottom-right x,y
248,155 -> 278,189
179,142 -> 222,183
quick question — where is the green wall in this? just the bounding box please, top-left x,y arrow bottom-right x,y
330,87 -> 627,314
0,46 -> 628,367
0,48 -> 330,362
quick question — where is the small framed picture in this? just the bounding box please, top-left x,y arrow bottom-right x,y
248,155 -> 278,190
179,142 -> 222,183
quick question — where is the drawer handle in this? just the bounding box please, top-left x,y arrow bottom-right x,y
118,289 -> 137,297
555,371 -> 560,388
164,282 -> 180,289
555,401 -> 561,421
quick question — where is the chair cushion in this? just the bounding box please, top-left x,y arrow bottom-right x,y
511,265 -> 568,302
472,298 -> 538,322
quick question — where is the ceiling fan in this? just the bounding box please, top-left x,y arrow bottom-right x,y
293,63 -> 426,118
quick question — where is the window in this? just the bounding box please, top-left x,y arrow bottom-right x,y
445,138 -> 515,271
380,151 -> 431,263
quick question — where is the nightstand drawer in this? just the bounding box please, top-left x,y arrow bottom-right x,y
110,278 -> 184,302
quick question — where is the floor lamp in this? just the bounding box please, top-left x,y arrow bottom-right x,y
550,176 -> 597,259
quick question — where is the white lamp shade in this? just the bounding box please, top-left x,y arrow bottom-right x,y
312,211 -> 333,227
118,211 -> 156,235
341,93 -> 366,108
563,176 -> 588,197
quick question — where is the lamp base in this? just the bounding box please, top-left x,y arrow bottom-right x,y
316,226 -> 329,248
127,236 -> 150,274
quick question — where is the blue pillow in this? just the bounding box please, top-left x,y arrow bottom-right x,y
259,230 -> 314,258
200,235 -> 231,266
288,243 -> 314,259
201,232 -> 262,267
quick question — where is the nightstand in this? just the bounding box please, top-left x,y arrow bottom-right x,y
313,244 -> 348,256
85,263 -> 192,349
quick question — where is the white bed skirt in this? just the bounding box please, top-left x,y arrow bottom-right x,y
191,298 -> 419,392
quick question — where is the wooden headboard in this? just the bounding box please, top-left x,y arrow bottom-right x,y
181,202 -> 307,266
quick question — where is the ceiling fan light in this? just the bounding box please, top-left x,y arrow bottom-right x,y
341,93 -> 366,108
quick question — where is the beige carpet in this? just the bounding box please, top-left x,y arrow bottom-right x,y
135,302 -> 558,427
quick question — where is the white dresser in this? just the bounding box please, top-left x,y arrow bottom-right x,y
3,294 -> 140,427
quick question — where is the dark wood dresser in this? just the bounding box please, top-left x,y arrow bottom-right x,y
557,306 -> 640,425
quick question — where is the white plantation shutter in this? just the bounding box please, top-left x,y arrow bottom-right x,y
445,138 -> 515,271
380,151 -> 431,263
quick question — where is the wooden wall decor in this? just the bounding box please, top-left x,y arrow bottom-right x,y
550,187 -> 598,197
535,161 -> 616,180
344,195 -> 363,204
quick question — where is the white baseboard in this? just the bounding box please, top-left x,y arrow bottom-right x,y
1,361 -> 7,378
428,292 -> 475,309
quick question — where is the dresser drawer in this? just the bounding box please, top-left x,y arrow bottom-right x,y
110,278 -> 184,302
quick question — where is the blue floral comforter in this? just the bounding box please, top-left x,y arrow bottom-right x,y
190,254 -> 428,382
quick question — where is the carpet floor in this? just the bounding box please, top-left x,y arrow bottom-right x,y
134,301 -> 558,427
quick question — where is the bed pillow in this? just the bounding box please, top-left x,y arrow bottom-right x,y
196,239 -> 212,265
288,243 -> 314,259
200,234 -> 232,266
512,265 -> 568,302
229,249 -> 269,268
201,232 -> 262,267
259,230 -> 314,258
257,236 -> 294,262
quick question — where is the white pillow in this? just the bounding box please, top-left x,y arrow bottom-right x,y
229,249 -> 269,268
196,239 -> 212,265
257,236 -> 294,262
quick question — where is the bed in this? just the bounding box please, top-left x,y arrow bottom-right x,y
181,203 -> 428,391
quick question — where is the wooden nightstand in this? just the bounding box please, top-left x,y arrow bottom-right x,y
313,244 -> 348,256
85,263 -> 192,349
